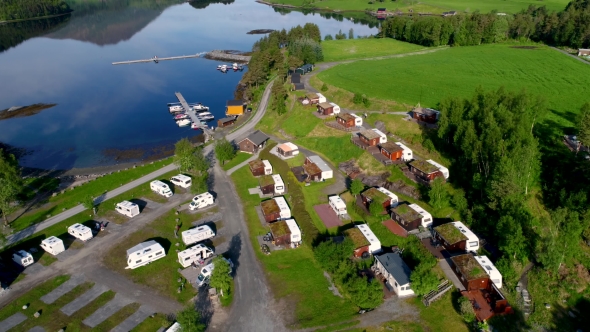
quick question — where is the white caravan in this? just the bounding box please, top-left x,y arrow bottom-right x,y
150,180 -> 173,198
12,250 -> 34,267
307,155 -> 333,180
273,196 -> 292,219
474,255 -> 503,289
285,219 -> 302,244
426,159 -> 450,179
316,93 -> 327,104
40,236 -> 65,256
126,240 -> 165,269
182,225 -> 215,246
357,224 -> 382,255
68,223 -> 93,241
408,203 -> 433,228
350,113 -> 363,127
196,257 -> 234,287
376,187 -> 399,207
452,221 -> 480,252
170,174 -> 192,188
116,200 -> 140,218
329,102 -> 341,114
272,174 -> 285,195
262,160 -> 273,175
329,196 -> 347,216
394,142 -> 413,161
371,128 -> 388,144
189,192 -> 215,211
177,244 -> 214,268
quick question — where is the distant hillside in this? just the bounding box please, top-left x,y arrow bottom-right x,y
0,0 -> 71,21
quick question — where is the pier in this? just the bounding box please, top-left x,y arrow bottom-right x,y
174,92 -> 212,134
112,53 -> 207,65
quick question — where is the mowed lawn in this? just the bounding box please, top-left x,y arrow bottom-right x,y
318,44 -> 590,126
322,39 -> 425,62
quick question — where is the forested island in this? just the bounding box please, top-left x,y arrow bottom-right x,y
0,0 -> 71,22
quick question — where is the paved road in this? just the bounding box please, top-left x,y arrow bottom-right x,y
552,46 -> 590,65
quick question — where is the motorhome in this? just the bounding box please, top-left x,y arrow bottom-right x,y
12,250 -> 34,267
116,200 -> 140,218
189,192 -> 215,211
196,257 -> 234,287
177,244 -> 214,268
329,196 -> 347,216
40,236 -> 65,256
272,174 -> 285,195
372,128 -> 388,144
181,225 -> 215,246
126,240 -> 165,269
68,223 -> 93,241
150,180 -> 173,198
426,160 -> 450,179
395,142 -> 413,161
170,174 -> 192,189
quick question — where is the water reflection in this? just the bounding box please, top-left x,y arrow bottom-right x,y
0,15 -> 70,52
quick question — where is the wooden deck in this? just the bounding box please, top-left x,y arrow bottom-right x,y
462,290 -> 495,321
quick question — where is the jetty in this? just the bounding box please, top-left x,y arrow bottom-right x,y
112,53 -> 207,65
174,92 -> 212,134
204,50 -> 251,63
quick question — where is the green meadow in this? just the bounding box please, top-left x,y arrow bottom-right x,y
321,39 -> 425,62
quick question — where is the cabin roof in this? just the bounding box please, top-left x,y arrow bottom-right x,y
270,220 -> 291,237
261,199 -> 280,216
434,222 -> 468,244
303,162 -> 322,176
249,159 -> 265,170
413,107 -> 439,116
306,93 -> 319,99
218,117 -> 235,124
409,160 -> 439,174
344,227 -> 370,249
244,130 -> 270,146
362,187 -> 390,204
127,240 -> 159,257
392,204 -> 422,221
359,129 -> 381,140
451,254 -> 488,281
338,113 -> 355,121
318,102 -> 333,109
259,174 -> 275,187
227,100 -> 243,106
278,142 -> 298,152
376,253 -> 412,285
380,141 -> 404,153
307,155 -> 331,173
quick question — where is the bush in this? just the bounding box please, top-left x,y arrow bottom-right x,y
362,94 -> 371,107
313,238 -> 354,273
458,296 -> 476,323
324,34 -> 334,41
321,83 -> 328,92
352,93 -> 363,104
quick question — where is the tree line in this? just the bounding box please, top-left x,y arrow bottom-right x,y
380,0 -> 590,48
0,0 -> 70,21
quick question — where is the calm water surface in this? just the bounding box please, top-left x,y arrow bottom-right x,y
0,0 -> 377,170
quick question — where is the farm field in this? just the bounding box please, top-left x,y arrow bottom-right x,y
318,44 -> 590,127
321,39 -> 426,62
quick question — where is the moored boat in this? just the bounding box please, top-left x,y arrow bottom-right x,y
192,103 -> 209,112
174,113 -> 189,120
176,119 -> 191,127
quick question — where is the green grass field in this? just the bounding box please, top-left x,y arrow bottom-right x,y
318,44 -> 590,127
221,152 -> 253,171
321,39 -> 425,62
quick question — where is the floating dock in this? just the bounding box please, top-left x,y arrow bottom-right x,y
174,92 -> 212,134
113,53 -> 207,65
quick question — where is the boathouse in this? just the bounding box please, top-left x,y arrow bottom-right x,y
217,117 -> 236,128
226,100 -> 245,116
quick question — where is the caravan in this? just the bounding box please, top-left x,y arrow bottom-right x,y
272,174 -> 285,195
116,201 -> 140,218
68,223 -> 93,241
196,257 -> 234,287
126,240 -> 165,269
40,236 -> 65,256
170,174 -> 192,189
394,142 -> 413,161
189,192 -> 215,211
150,180 -> 173,198
12,250 -> 34,267
181,225 -> 215,246
177,244 -> 214,268
329,196 -> 347,216
426,160 -> 449,179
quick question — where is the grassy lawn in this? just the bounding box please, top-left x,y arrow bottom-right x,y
131,313 -> 172,332
319,44 -> 590,127
322,39 -> 425,62
9,158 -> 174,232
411,292 -> 469,332
221,152 -> 253,171
282,103 -> 322,138
296,136 -> 362,164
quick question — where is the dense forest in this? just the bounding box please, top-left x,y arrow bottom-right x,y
380,0 -> 590,48
0,15 -> 70,52
0,0 -> 70,21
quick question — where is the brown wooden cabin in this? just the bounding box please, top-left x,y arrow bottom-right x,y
360,187 -> 395,213
270,220 -> 291,246
261,199 -> 281,223
358,130 -> 381,147
291,73 -> 301,84
390,204 -> 422,231
337,113 -> 355,128
303,160 -> 322,182
317,102 -> 334,115
344,228 -> 370,258
408,160 -> 444,183
379,141 -> 403,161
249,160 -> 266,177
259,175 -> 275,195
238,130 -> 270,154
305,93 -> 320,105
433,222 -> 479,253
277,142 -> 298,157
412,107 -> 440,124
217,117 -> 236,128
292,83 -> 305,91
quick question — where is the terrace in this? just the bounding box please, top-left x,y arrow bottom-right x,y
451,254 -> 488,281
344,227 -> 370,249
435,223 -> 468,245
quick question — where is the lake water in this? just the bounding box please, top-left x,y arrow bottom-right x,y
0,0 -> 378,170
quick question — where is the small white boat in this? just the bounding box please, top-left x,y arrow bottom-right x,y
191,122 -> 201,130
197,112 -> 214,121
232,63 -> 238,70
176,119 -> 191,127
169,105 -> 183,113
192,103 -> 209,112
174,113 -> 189,120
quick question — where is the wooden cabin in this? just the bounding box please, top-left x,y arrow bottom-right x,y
408,160 -> 444,183
261,197 -> 291,223
391,204 -> 423,232
360,187 -> 398,213
259,175 -> 276,195
248,159 -> 272,177
344,227 -> 371,258
292,83 -> 305,91
358,129 -> 381,147
303,162 -> 322,182
238,130 -> 269,154
337,113 -> 356,128
317,102 -> 335,115
379,141 -> 404,161
277,142 -> 299,157
217,117 -> 236,128
291,73 -> 301,84
270,219 -> 301,246
433,221 -> 480,253
411,106 -> 440,124
226,100 -> 245,116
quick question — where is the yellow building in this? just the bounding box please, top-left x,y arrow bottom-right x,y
226,100 -> 244,116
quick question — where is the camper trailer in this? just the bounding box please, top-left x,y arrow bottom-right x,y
196,257 -> 234,287
426,160 -> 449,179
372,128 -> 387,144
189,192 -> 215,211
350,113 -> 363,127
329,196 -> 347,216
177,244 -> 214,268
170,174 -> 192,189
272,174 -> 285,195
150,180 -> 173,197
68,223 -> 93,242
116,200 -> 140,218
181,225 -> 215,246
408,203 -> 433,228
126,240 -> 165,269
40,236 -> 65,256
12,250 -> 34,267
395,142 -> 413,161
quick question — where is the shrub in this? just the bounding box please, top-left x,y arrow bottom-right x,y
321,83 -> 328,92
352,93 -> 363,104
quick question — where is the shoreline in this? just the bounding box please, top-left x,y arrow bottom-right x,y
0,11 -> 72,25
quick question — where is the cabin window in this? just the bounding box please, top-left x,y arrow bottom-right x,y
469,241 -> 478,247
156,251 -> 163,255
394,281 -> 398,287
485,265 -> 492,271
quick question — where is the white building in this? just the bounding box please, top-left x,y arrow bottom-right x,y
116,200 -> 140,218
306,155 -> 333,180
350,113 -> 363,127
177,244 -> 214,268
357,224 -> 381,254
40,236 -> 65,256
68,223 -> 93,241
475,255 -> 503,289
408,203 -> 433,228
262,160 -> 273,175
150,180 -> 173,197
12,250 -> 34,267
372,128 -> 387,144
316,93 -> 327,104
394,142 -> 413,161
272,174 -> 285,195
182,225 -> 215,246
426,160 -> 449,179
190,192 -> 215,210
376,187 -> 399,207
274,196 -> 292,219
374,253 -> 415,297
329,102 -> 341,114
126,240 -> 165,269
285,219 -> 302,244
329,196 -> 347,216
170,174 -> 192,188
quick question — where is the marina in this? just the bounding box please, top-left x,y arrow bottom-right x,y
173,92 -> 214,133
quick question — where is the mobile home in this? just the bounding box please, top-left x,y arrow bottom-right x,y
261,196 -> 291,223
270,219 -> 301,246
433,221 -> 480,253
361,187 -> 398,213
426,160 -> 449,179
350,113 -> 363,127
304,155 -> 333,181
150,180 -> 173,197
177,244 -> 214,268
170,174 -> 192,188
272,174 -> 285,195
189,192 -> 215,210
182,225 -> 215,246
126,240 -> 165,269
344,224 -> 381,258
249,159 -> 272,177
408,203 -> 432,228
329,196 -> 347,216
474,255 -> 503,289
372,128 -> 387,144
374,253 -> 415,297
12,250 -> 34,267
40,236 -> 65,256
116,200 -> 140,218
395,142 -> 413,161
68,223 -> 93,241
